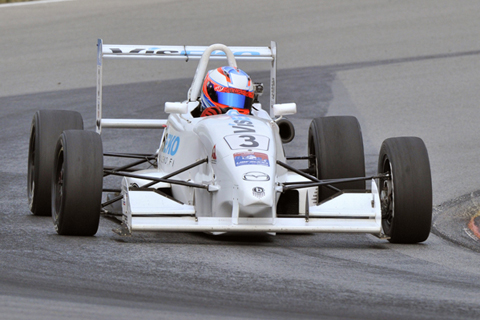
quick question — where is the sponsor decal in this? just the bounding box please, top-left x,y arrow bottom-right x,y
243,171 -> 270,181
234,152 -> 270,167
109,48 -> 261,56
160,155 -> 175,167
162,133 -> 180,156
230,120 -> 255,133
252,187 -> 265,198
228,113 -> 255,133
211,145 -> 217,164
226,111 -> 271,152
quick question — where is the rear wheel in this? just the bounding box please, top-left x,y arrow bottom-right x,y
28,110 -> 83,216
52,130 -> 103,236
308,116 -> 365,202
378,137 -> 432,243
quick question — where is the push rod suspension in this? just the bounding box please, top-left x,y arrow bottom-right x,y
276,160 -> 341,193
277,160 -> 389,191
104,158 -> 151,177
104,152 -> 157,159
142,158 -> 208,188
283,173 -> 390,191
102,157 -> 209,189
103,170 -> 209,189
286,155 -> 314,161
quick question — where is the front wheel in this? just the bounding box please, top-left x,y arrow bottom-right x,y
52,130 -> 103,236
378,137 -> 432,243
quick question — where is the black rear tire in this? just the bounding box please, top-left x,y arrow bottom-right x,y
378,137 -> 432,243
52,130 -> 103,236
28,110 -> 83,216
308,116 -> 366,202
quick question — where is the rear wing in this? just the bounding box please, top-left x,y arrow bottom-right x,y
96,39 -> 277,133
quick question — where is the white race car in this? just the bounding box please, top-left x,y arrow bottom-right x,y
27,39 -> 432,243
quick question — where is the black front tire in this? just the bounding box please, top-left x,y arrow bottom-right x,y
28,110 -> 83,216
378,137 -> 432,243
52,130 -> 103,236
308,116 -> 366,202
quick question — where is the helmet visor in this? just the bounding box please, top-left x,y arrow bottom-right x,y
216,87 -> 254,110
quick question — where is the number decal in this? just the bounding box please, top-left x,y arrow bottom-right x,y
239,135 -> 259,148
224,134 -> 269,150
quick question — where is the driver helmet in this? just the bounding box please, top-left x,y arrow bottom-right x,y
200,66 -> 254,114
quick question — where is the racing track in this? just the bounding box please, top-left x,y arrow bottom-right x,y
2,1 -> 480,319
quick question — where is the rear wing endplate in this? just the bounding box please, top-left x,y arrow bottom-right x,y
96,39 -> 277,133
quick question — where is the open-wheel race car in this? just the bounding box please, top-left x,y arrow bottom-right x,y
27,39 -> 432,243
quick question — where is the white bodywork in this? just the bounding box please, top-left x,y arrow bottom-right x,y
96,39 -> 383,236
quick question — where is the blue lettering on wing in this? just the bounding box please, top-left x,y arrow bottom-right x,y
180,50 -> 261,56
180,50 -> 204,56
232,51 -> 260,56
110,48 -> 261,56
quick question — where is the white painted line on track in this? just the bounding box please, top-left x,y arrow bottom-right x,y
0,0 -> 73,8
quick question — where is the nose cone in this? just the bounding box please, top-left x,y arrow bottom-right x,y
238,182 -> 274,207
193,111 -> 279,217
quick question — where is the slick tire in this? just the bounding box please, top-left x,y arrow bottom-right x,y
52,130 -> 103,236
28,110 -> 83,216
308,116 -> 365,202
378,137 -> 432,243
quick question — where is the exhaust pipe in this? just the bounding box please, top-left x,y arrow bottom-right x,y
277,118 -> 295,143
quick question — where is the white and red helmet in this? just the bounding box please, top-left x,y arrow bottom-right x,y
200,66 -> 254,114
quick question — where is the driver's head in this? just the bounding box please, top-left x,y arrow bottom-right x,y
200,66 -> 254,114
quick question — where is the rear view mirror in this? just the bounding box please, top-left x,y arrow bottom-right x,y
165,102 -> 189,114
273,103 -> 297,117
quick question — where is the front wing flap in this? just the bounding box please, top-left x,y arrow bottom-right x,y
117,179 -> 382,236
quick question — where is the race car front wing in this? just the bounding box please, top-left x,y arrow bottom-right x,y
114,178 -> 382,236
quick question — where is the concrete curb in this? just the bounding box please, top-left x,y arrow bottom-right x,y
432,190 -> 480,252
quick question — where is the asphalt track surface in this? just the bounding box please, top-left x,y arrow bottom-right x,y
1,0 -> 480,319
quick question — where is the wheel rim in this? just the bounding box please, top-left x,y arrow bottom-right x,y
53,148 -> 64,223
380,158 -> 394,234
